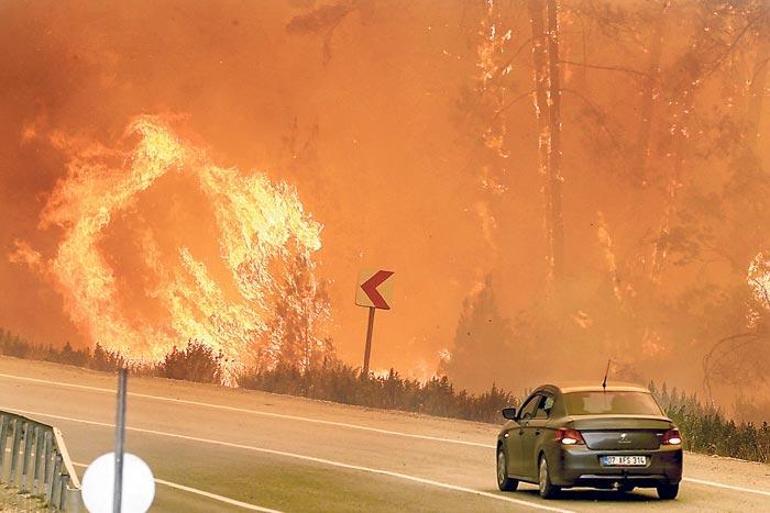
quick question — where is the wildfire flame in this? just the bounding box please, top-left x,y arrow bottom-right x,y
12,115 -> 322,373
748,252 -> 770,310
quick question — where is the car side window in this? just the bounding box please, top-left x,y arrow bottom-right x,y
534,394 -> 554,419
518,394 -> 540,421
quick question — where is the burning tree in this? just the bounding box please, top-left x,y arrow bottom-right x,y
11,115 -> 325,376
703,253 -> 770,399
262,254 -> 333,371
529,0 -> 565,287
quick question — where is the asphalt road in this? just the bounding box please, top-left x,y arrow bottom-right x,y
1,357 -> 769,513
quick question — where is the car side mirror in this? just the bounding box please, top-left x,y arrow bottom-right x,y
501,407 -> 517,420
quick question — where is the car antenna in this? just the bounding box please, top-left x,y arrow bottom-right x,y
602,358 -> 611,391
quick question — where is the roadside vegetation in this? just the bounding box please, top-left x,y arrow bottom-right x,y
651,382 -> 770,463
1,328 -> 768,463
237,359 -> 514,423
0,329 -> 222,383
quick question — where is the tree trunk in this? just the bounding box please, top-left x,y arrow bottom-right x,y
650,91 -> 695,283
747,22 -> 769,157
529,0 -> 551,274
650,6 -> 710,283
529,0 -> 565,287
635,2 -> 668,184
546,0 -> 564,282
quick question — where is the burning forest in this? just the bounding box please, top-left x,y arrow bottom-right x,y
1,0 -> 770,420
10,116 -> 324,380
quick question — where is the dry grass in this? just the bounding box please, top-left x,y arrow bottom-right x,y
0,486 -> 46,513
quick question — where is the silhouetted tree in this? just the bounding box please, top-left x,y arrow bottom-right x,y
441,276 -> 523,392
266,254 -> 333,371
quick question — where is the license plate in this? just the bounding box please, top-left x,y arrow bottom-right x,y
600,455 -> 648,467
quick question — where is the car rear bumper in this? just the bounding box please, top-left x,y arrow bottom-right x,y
545,445 -> 683,488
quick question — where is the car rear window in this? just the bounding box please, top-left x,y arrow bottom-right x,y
563,391 -> 663,416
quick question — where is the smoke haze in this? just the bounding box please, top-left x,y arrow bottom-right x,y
1,1 -> 769,407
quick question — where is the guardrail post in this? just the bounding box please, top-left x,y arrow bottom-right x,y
46,447 -> 57,504
0,414 -> 8,477
21,421 -> 34,492
9,418 -> 22,485
34,425 -> 44,495
67,486 -> 84,513
58,472 -> 69,511
50,453 -> 62,508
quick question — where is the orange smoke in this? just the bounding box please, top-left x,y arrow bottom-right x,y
12,115 -> 322,370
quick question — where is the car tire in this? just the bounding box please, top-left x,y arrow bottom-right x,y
657,483 -> 679,500
538,455 -> 560,499
496,447 -> 518,491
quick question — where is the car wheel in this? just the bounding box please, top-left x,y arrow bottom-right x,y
657,483 -> 679,500
496,447 -> 518,491
538,455 -> 560,499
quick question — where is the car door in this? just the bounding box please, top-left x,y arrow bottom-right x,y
504,394 -> 540,478
520,393 -> 553,480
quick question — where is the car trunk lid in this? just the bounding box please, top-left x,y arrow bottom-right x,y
567,415 -> 673,450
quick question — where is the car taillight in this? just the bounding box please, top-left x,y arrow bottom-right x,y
662,428 -> 682,445
555,427 -> 585,445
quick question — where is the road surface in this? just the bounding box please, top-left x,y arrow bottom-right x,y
1,356 -> 769,513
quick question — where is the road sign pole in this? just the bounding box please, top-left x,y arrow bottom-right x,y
113,368 -> 127,513
362,307 -> 376,377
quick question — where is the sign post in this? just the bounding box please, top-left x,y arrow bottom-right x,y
362,307 -> 376,376
113,368 -> 127,513
355,269 -> 395,376
82,369 -> 155,513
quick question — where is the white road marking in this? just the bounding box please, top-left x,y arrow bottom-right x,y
0,373 -> 490,448
71,462 -> 285,513
3,372 -> 770,501
8,407 -> 576,513
682,477 -> 770,498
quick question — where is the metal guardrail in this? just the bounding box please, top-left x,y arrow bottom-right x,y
0,411 -> 82,512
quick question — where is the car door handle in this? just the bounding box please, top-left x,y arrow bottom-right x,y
518,429 -> 524,435
535,430 -> 541,436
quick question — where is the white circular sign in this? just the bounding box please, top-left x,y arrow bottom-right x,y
81,452 -> 155,513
